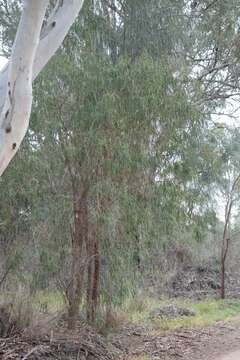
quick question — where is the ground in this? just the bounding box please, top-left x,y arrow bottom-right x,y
3,312 -> 240,359
2,296 -> 240,359
112,297 -> 240,360
220,351 -> 240,360
117,314 -> 240,360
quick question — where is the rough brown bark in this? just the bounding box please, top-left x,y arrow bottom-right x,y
91,239 -> 100,322
220,200 -> 231,300
220,237 -> 229,299
86,227 -> 94,323
68,187 -> 88,329
86,226 -> 100,323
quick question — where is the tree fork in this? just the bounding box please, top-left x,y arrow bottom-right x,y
0,0 -> 85,176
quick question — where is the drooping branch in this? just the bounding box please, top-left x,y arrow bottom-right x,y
0,0 -> 85,176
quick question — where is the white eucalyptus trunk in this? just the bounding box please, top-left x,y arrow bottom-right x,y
0,0 -> 85,176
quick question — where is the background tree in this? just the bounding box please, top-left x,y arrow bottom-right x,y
210,128 -> 240,299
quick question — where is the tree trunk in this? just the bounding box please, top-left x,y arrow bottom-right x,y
0,0 -> 85,176
220,257 -> 225,299
68,188 -> 88,329
0,0 -> 48,175
219,175 -> 240,299
86,225 -> 100,323
91,239 -> 100,322
220,237 -> 229,299
86,227 -> 94,323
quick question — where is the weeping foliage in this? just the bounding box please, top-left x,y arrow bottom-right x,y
1,0 -> 240,320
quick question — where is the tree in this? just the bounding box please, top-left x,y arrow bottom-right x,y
31,39 -> 215,326
0,0 -> 85,176
212,129 -> 240,299
1,0 -> 240,332
220,173 -> 240,299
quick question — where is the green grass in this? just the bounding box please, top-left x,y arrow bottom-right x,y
2,288 -> 240,336
191,298 -> 240,324
119,295 -> 240,333
35,290 -> 65,313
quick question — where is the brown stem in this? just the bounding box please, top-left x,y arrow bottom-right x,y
86,226 -> 100,324
67,187 -> 88,329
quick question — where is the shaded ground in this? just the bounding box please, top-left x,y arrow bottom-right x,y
0,326 -> 120,359
1,310 -> 240,359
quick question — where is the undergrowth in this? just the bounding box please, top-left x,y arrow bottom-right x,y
2,288 -> 240,336
119,294 -> 240,332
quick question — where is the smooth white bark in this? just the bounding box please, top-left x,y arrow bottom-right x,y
34,0 -> 85,77
0,0 -> 85,176
0,0 -> 49,175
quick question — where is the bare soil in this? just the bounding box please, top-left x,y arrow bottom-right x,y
219,351 -> 240,360
114,315 -> 240,360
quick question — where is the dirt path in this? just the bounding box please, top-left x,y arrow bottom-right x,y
116,315 -> 240,359
189,316 -> 240,360
174,315 -> 240,360
218,351 -> 240,360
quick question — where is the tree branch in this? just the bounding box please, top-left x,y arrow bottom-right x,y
0,0 -> 85,176
0,0 -> 49,175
